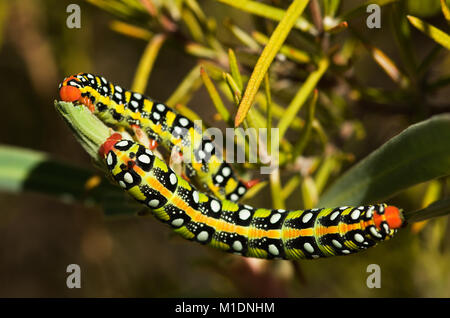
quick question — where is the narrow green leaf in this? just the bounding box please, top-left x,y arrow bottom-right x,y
234,0 -> 310,127
319,114 -> 450,207
223,72 -> 242,105
292,89 -> 318,158
407,15 -> 450,50
200,67 -> 231,125
109,20 -> 153,40
441,0 -> 450,22
181,7 -> 205,43
217,0 -> 316,34
131,33 -> 167,94
264,73 -> 272,153
224,19 -> 260,50
252,31 -> 311,64
165,64 -> 202,106
270,168 -> 285,209
228,48 -> 243,91
0,144 -> 138,216
281,174 -> 301,200
406,197 -> 450,223
301,176 -> 318,209
277,56 -> 328,139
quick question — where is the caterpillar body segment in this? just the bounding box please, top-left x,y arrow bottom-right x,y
101,135 -> 405,260
59,73 -> 249,202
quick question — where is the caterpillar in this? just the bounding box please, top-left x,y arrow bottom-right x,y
58,73 -> 255,203
100,133 -> 405,260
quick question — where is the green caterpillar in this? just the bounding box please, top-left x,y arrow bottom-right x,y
100,133 -> 404,260
59,73 -> 255,203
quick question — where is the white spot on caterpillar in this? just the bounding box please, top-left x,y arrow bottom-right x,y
339,206 -> 349,210
171,218 -> 184,227
215,175 -> 224,183
148,199 -> 160,208
354,233 -> 365,243
351,209 -> 361,220
179,117 -> 189,127
366,206 -> 374,219
239,209 -> 251,221
192,191 -> 199,203
277,209 -> 286,213
123,172 -> 134,184
383,223 -> 390,233
114,92 -> 122,100
210,200 -> 220,213
204,143 -> 214,153
115,85 -> 123,93
174,127 -> 182,135
330,211 -> 340,221
302,212 -> 313,223
130,100 -> 139,108
270,213 -> 281,224
138,154 -> 150,164
106,152 -> 113,166
169,173 -> 177,185
156,103 -> 165,112
197,150 -> 206,160
232,240 -> 243,251
153,112 -> 161,120
268,244 -> 279,255
145,149 -> 153,156
222,167 -> 231,177
230,194 -> 239,201
342,249 -> 350,254
119,181 -> 126,188
115,140 -> 129,147
332,239 -> 342,249
303,243 -> 314,253
197,231 -> 209,242
133,93 -> 142,100
370,227 -> 382,238
311,255 -> 320,259
238,186 -> 246,195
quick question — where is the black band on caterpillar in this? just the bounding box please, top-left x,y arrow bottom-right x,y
101,134 -> 404,260
59,72 -> 250,202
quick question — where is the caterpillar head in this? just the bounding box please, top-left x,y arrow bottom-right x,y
59,74 -> 83,102
59,73 -> 99,112
373,205 -> 404,230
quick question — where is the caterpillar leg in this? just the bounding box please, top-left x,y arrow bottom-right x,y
131,124 -> 158,150
243,179 -> 260,190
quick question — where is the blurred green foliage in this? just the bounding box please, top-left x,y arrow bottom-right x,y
0,0 -> 450,297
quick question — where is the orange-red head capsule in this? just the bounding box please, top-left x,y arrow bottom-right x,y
59,85 -> 81,102
373,205 -> 404,230
99,133 -> 123,158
